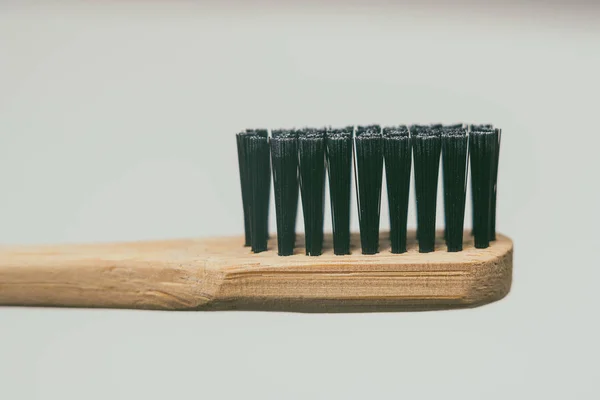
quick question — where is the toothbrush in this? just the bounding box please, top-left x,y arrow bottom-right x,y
0,124 -> 511,312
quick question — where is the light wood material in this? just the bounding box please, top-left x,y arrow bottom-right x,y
0,231 -> 512,312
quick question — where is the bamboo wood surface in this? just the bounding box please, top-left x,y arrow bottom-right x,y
0,231 -> 512,312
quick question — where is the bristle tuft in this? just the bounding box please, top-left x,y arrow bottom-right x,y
354,125 -> 384,254
237,132 -> 270,253
383,125 -> 411,253
411,125 -> 442,253
244,129 -> 271,240
469,127 -> 499,249
237,122 -> 502,257
326,127 -> 353,255
236,132 -> 252,246
271,129 -> 299,256
441,125 -> 468,252
298,128 -> 327,256
490,128 -> 501,241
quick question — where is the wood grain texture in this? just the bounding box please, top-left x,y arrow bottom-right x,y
0,231 -> 512,312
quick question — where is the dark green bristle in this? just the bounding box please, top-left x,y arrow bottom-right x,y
239,133 -> 271,253
271,129 -> 299,256
326,126 -> 353,255
411,125 -> 442,253
237,122 -> 501,257
247,129 -> 270,240
236,132 -> 252,246
469,126 -> 498,249
298,128 -> 326,256
468,125 -> 493,237
441,124 -> 468,252
490,128 -> 502,241
354,125 -> 383,255
383,125 -> 411,254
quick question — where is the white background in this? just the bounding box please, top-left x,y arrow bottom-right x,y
0,1 -> 598,399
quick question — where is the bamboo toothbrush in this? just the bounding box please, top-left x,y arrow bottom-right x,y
0,124 -> 511,312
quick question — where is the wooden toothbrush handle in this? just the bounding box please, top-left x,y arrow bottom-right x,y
0,239 -> 217,310
0,233 -> 513,312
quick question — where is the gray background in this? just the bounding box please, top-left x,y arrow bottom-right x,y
0,1 -> 598,399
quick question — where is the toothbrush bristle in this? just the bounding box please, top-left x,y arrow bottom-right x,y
411,125 -> 442,253
236,132 -> 252,247
236,122 -> 503,256
326,126 -> 354,255
383,125 -> 411,254
490,128 -> 501,241
354,125 -> 384,255
271,129 -> 299,256
469,126 -> 499,249
298,128 -> 327,256
238,132 -> 271,253
441,124 -> 469,252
